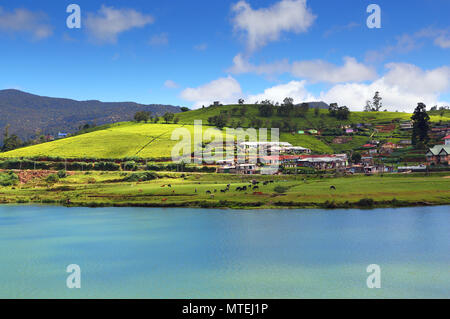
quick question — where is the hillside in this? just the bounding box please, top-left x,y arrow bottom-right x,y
0,89 -> 182,142
2,104 -> 449,159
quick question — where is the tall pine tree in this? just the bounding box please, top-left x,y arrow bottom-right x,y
411,102 -> 430,148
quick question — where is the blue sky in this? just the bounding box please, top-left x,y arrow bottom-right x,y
0,0 -> 449,111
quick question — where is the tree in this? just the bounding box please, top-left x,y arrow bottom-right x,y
411,102 -> 430,148
163,112 -> 175,124
134,111 -> 151,122
372,91 -> 382,111
278,97 -> 294,117
364,100 -> 373,112
351,152 -> 362,164
259,103 -> 274,117
180,107 -> 190,112
1,134 -> 22,152
336,106 -> 350,120
173,117 -> 180,124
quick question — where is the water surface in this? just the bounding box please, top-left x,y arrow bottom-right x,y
0,205 -> 449,298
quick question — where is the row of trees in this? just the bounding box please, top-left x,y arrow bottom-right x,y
134,111 -> 177,124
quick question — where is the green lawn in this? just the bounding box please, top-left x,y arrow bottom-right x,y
1,171 -> 449,209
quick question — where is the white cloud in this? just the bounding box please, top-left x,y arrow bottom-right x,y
149,32 -> 168,46
85,5 -> 154,44
164,80 -> 179,89
180,76 -> 242,108
435,34 -> 450,49
291,57 -> 377,83
320,63 -> 450,111
231,0 -> 316,51
247,80 -> 316,104
229,55 -> 376,83
0,7 -> 52,40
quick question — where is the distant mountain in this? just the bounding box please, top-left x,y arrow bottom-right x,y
0,89 -> 182,141
300,101 -> 330,109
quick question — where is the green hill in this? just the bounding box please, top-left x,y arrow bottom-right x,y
1,104 -> 449,160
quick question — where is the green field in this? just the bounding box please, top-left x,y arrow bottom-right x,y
2,104 -> 449,159
0,171 -> 449,209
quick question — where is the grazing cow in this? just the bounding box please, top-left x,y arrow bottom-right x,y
253,186 -> 259,190
168,184 -> 172,188
242,186 -> 247,191
330,186 -> 336,190
227,184 -> 231,188
220,189 -> 226,193
236,187 -> 241,191
263,181 -> 268,186
206,190 -> 211,194
214,189 -> 217,193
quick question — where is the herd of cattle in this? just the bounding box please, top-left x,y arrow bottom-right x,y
205,180 -> 274,194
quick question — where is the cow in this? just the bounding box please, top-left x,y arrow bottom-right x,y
253,186 -> 259,190
206,190 -> 211,194
330,186 -> 336,190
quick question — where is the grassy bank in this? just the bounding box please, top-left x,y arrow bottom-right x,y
0,170 -> 449,209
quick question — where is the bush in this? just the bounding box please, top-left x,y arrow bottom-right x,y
57,170 -> 67,178
358,198 -> 375,207
123,172 -> 158,182
45,174 -> 59,184
0,172 -> 19,186
93,162 -> 120,171
123,161 -> 138,171
274,185 -> 289,194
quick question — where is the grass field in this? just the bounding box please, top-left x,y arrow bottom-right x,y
2,105 -> 449,159
1,170 -> 449,209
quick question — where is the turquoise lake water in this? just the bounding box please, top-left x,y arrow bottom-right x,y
0,205 -> 449,298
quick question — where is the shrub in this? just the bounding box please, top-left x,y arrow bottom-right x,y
123,161 -> 138,171
123,172 -> 158,182
0,172 -> 19,186
93,162 -> 120,171
57,170 -> 67,178
358,198 -> 375,207
274,185 -> 289,194
45,174 -> 59,184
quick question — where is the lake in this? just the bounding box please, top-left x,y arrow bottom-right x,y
0,205 -> 449,298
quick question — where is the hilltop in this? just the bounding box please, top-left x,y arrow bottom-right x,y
0,89 -> 182,142
1,103 -> 449,159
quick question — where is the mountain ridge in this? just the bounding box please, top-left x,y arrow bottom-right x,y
0,89 -> 182,141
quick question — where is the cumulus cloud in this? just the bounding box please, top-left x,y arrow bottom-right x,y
320,63 -> 450,111
180,76 -> 242,108
0,7 -> 52,40
164,80 -> 179,89
292,57 -> 377,83
247,80 -> 316,104
231,0 -> 316,51
85,5 -> 154,44
229,55 -> 376,83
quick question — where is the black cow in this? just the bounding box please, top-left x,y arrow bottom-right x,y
330,186 -> 336,190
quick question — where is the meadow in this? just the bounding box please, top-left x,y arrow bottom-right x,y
1,105 -> 449,160
0,170 -> 449,209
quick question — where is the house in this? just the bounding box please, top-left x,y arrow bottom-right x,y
398,165 -> 427,173
445,135 -> 450,146
400,121 -> 413,130
297,154 -> 348,170
297,130 -> 305,135
426,145 -> 450,165
345,128 -> 354,134
399,140 -> 412,146
333,136 -> 352,144
380,142 -> 399,154
236,163 -> 259,175
57,132 -> 68,139
308,129 -> 318,135
282,146 -> 311,154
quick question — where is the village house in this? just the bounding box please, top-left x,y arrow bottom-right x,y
400,121 -> 413,130
426,143 -> 450,165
